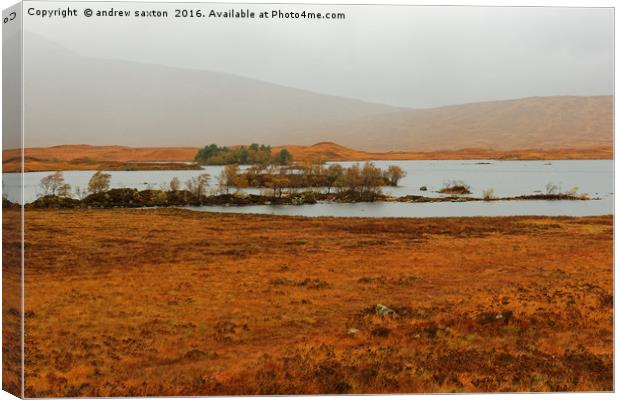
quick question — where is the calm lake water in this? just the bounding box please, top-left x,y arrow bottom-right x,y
4,160 -> 613,217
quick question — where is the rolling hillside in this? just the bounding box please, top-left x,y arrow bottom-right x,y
20,33 -> 612,153
22,33 -> 400,149
312,96 -> 613,151
3,142 -> 612,172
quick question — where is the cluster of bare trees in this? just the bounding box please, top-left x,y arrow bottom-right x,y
38,161 -> 407,201
39,171 -> 111,199
184,174 -> 211,198
174,167 -> 242,198
206,161 -> 407,198
39,171 -> 72,197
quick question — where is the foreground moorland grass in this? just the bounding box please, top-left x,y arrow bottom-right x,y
6,209 -> 613,396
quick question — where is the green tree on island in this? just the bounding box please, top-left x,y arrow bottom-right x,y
276,149 -> 293,165
194,143 -> 292,166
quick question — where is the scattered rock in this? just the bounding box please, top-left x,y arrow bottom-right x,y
347,328 -> 360,336
375,304 -> 397,316
478,310 -> 513,325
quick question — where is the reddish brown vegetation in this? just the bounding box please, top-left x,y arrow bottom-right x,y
3,209 -> 612,396
272,142 -> 613,162
2,156 -> 199,173
3,145 -> 199,163
2,208 -> 22,397
2,142 -> 612,172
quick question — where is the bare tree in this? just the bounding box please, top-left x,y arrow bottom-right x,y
325,164 -> 344,194
170,177 -> 181,191
218,164 -> 241,194
385,165 -> 407,186
57,183 -> 72,197
186,173 -> 211,198
267,176 -> 288,198
482,188 -> 495,200
361,162 -> 384,194
342,163 -> 362,193
74,186 -> 88,200
39,171 -> 68,196
88,171 -> 112,194
545,182 -> 560,195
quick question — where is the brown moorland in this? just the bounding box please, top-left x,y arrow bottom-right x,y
2,142 -> 613,172
274,142 -> 613,162
5,209 -> 612,396
2,208 -> 22,396
2,157 -> 201,173
2,145 -> 201,173
4,145 -> 199,163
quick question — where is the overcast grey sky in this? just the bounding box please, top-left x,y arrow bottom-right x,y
24,2 -> 613,108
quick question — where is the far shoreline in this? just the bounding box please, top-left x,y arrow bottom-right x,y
2,142 -> 613,173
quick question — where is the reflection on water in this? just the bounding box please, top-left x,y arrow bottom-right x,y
5,159 -> 613,217
186,198 -> 612,218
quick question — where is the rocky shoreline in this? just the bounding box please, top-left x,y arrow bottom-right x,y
1,188 -> 592,209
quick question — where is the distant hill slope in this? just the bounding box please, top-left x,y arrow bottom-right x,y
23,33 -> 401,148
3,142 -> 612,173
3,145 -> 199,163
271,142 -> 612,161
310,96 -> 613,151
20,34 -> 613,152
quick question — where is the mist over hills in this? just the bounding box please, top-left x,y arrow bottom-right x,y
317,96 -> 613,151
23,33 -> 400,148
22,33 -> 612,152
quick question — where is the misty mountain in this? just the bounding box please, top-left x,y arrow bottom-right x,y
314,96 -> 613,151
23,33 -> 402,148
22,33 -> 612,152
